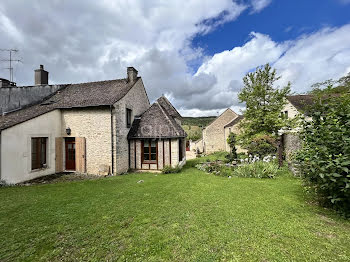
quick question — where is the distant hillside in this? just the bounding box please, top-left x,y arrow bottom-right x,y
182,116 -> 216,141
182,116 -> 216,127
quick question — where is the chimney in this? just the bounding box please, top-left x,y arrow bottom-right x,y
35,64 -> 48,85
127,67 -> 138,83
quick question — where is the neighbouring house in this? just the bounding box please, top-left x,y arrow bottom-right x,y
190,138 -> 203,153
224,115 -> 245,153
202,108 -> 241,154
0,66 -> 186,184
280,94 -> 314,162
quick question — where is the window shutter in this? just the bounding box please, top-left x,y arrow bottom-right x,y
75,137 -> 86,173
55,137 -> 63,172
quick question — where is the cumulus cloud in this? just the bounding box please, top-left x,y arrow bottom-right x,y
0,1 -> 349,117
179,25 -> 350,116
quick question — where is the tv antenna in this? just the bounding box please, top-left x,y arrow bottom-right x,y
0,49 -> 22,82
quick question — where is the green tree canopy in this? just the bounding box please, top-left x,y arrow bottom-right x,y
238,64 -> 291,143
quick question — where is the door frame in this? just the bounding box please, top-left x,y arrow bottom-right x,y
65,137 -> 76,171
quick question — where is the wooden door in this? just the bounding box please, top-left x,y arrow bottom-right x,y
75,137 -> 86,173
65,138 -> 76,171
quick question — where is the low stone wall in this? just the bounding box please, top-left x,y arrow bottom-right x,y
283,132 -> 301,163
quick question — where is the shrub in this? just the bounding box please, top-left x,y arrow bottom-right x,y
162,165 -> 181,174
295,94 -> 350,216
232,161 -> 279,179
246,134 -> 277,159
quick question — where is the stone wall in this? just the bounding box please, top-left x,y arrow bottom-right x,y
224,123 -> 246,154
0,84 -> 66,114
190,139 -> 203,153
283,132 -> 301,163
113,78 -> 150,174
203,109 -> 237,154
61,107 -> 112,175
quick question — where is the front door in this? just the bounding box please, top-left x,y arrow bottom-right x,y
65,138 -> 76,170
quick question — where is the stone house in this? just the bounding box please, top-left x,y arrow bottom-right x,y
223,115 -> 245,153
202,108 -> 241,154
280,95 -> 314,162
0,66 -> 186,184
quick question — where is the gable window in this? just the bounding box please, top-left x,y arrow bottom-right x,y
126,108 -> 132,128
31,137 -> 47,170
142,139 -> 157,163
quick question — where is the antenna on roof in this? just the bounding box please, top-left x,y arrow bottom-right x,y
0,49 -> 22,82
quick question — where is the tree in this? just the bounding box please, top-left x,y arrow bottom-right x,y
238,64 -> 291,144
226,132 -> 238,159
309,72 -> 350,96
295,93 -> 350,216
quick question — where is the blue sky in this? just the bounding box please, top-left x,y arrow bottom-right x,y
193,0 -> 350,57
1,0 -> 350,116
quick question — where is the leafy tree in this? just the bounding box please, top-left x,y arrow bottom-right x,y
226,132 -> 238,160
309,72 -> 350,95
246,134 -> 277,159
238,64 -> 291,144
295,93 -> 350,216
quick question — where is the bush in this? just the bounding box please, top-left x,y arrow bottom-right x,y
162,165 -> 181,174
295,94 -> 350,216
232,161 -> 279,179
246,134 -> 277,159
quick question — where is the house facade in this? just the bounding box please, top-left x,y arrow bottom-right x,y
202,108 -> 240,154
0,66 -> 186,184
279,95 -> 314,162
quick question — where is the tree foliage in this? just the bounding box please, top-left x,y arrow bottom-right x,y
226,132 -> 238,160
238,64 -> 291,144
295,93 -> 350,216
246,134 -> 277,159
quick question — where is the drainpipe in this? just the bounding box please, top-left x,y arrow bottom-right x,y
0,131 -> 2,181
110,105 -> 114,175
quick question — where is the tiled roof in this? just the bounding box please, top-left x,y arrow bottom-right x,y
157,96 -> 182,119
224,115 -> 243,128
128,98 -> 186,139
0,78 -> 137,130
287,95 -> 314,112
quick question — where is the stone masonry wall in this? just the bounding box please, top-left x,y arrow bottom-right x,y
203,109 -> 237,154
61,107 -> 112,175
113,79 -> 150,174
224,122 -> 246,154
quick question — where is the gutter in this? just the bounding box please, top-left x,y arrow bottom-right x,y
110,105 -> 114,175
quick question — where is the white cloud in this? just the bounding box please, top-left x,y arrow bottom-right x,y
0,1 -> 349,117
250,0 -> 272,13
178,24 -> 350,116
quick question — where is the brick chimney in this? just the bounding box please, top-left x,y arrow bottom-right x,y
35,64 -> 48,85
127,67 -> 138,83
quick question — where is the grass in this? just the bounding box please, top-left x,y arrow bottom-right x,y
1,153 -> 350,261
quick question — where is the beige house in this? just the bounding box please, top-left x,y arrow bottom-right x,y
0,66 -> 186,184
202,108 -> 241,154
280,95 -> 314,162
224,115 -> 245,153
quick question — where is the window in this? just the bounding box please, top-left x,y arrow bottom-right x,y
31,137 -> 47,170
284,111 -> 288,118
142,139 -> 157,163
126,108 -> 132,128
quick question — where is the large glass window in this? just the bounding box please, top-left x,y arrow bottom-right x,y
142,139 -> 157,163
31,137 -> 47,170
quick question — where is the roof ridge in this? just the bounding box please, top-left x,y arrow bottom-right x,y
156,102 -> 179,136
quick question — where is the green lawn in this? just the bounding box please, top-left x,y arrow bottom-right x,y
1,156 -> 350,261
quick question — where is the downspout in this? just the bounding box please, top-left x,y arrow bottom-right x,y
0,131 -> 2,181
110,105 -> 114,175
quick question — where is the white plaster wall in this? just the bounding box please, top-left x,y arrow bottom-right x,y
1,110 -> 61,184
281,102 -> 300,119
